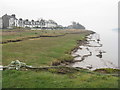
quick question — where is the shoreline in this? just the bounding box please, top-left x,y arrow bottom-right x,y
70,32 -> 119,72
51,31 -> 95,66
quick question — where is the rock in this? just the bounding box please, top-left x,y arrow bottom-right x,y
86,65 -> 92,69
96,54 -> 102,58
7,60 -> 27,70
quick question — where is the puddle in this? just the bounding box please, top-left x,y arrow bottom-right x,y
29,38 -> 41,40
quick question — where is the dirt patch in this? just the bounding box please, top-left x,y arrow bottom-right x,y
94,68 -> 120,74
1,31 -> 17,36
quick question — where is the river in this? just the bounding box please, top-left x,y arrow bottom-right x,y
71,29 -> 118,70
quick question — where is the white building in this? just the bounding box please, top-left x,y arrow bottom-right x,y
1,14 -> 59,29
9,17 -> 17,29
47,20 -> 58,28
18,18 -> 24,27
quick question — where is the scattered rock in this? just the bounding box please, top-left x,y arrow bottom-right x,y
86,65 -> 92,69
3,60 -> 30,70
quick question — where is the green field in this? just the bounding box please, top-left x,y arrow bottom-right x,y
3,69 -> 118,88
2,29 -> 119,88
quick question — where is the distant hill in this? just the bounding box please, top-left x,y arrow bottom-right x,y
112,28 -> 120,31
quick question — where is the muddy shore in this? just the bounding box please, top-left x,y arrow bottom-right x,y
70,32 -> 119,71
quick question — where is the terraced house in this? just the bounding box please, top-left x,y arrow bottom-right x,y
0,14 -> 59,29
0,14 -> 17,29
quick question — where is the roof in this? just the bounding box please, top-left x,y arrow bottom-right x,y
2,14 -> 17,20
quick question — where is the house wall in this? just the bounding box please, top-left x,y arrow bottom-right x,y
0,18 -> 3,29
9,18 -> 15,29
2,14 -> 10,29
18,20 -> 24,27
47,23 -> 57,28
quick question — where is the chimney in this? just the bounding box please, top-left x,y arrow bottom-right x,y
11,14 -> 16,18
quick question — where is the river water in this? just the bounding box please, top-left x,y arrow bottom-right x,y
71,29 -> 118,70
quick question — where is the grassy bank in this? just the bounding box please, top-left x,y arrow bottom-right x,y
1,29 -> 88,43
3,69 -> 118,88
2,29 -> 119,88
2,29 -> 92,66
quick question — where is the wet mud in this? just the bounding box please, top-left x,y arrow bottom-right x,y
71,33 -> 118,70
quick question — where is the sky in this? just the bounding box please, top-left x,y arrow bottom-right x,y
0,0 -> 119,30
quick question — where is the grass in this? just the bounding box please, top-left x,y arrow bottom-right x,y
2,29 -> 90,66
2,29 -> 119,88
3,69 -> 118,88
2,29 -> 83,42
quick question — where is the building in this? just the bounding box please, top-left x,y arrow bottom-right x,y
9,14 -> 18,29
2,14 -> 17,29
18,18 -> 24,27
0,17 -> 2,29
0,14 -> 60,29
67,22 -> 85,29
47,20 -> 58,29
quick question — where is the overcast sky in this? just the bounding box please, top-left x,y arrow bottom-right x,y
0,0 -> 119,30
